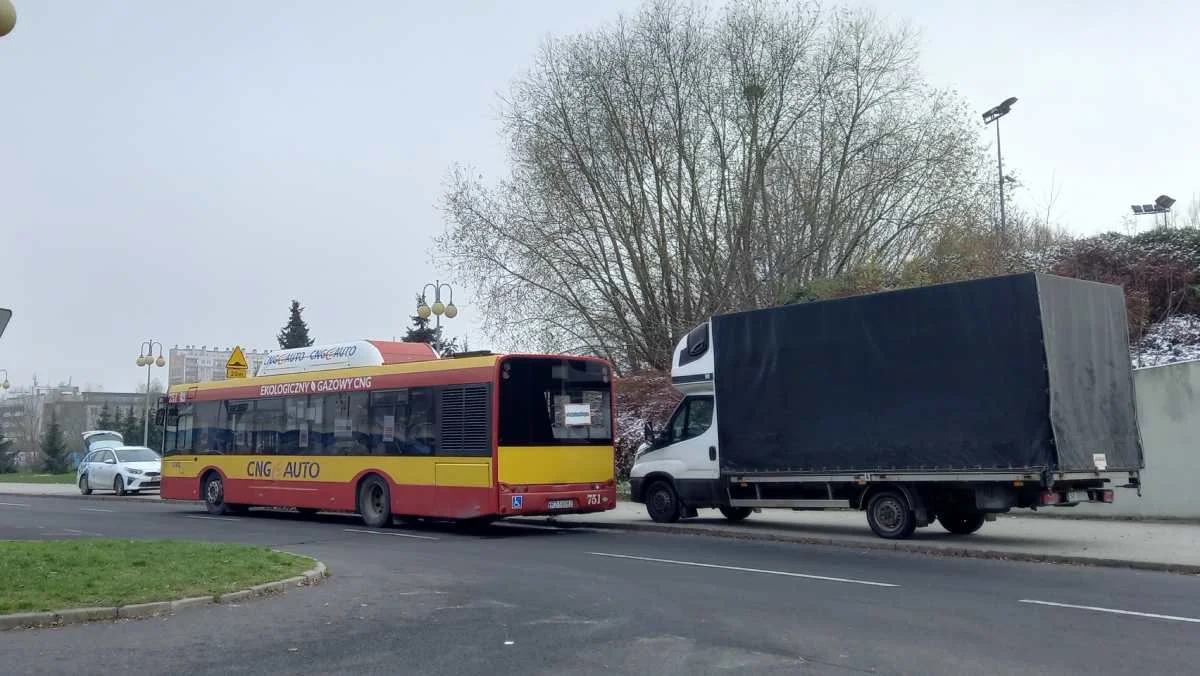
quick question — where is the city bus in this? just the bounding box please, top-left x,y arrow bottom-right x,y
158,340 -> 617,526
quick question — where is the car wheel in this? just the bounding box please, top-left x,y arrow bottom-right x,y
358,476 -> 391,528
203,473 -> 230,515
113,475 -> 126,497
645,481 -> 682,523
79,475 -> 92,496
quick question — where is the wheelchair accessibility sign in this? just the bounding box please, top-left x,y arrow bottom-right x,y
511,495 -> 524,510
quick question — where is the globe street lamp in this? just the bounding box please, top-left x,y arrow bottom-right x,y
0,1 -> 16,38
136,340 -> 166,446
417,280 -> 458,329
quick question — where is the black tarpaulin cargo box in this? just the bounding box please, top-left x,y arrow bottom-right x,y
711,273 -> 1144,474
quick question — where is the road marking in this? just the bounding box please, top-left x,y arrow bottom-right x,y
184,515 -> 241,522
79,507 -> 115,513
589,552 -> 898,587
0,502 -> 29,507
1019,599 -> 1200,624
343,528 -> 438,541
63,528 -> 83,534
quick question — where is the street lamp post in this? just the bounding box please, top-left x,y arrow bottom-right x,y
136,340 -> 165,446
416,280 -> 458,330
982,96 -> 1018,235
0,369 -> 9,391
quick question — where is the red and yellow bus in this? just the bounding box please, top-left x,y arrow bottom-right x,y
159,340 -> 617,526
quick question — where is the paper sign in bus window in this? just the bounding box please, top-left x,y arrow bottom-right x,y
382,415 -> 395,443
564,403 -> 593,426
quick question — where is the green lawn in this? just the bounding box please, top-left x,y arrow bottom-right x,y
0,472 -> 76,484
0,540 -> 315,614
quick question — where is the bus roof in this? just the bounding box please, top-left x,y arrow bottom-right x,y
255,340 -> 437,377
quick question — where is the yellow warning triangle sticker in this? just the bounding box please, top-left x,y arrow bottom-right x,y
226,345 -> 248,369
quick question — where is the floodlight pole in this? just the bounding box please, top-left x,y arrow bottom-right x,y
994,118 -> 1006,235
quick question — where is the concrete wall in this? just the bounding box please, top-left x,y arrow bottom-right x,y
1069,359 -> 1200,519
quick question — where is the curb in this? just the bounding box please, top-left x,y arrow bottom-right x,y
0,560 -> 328,631
0,490 -> 196,505
509,518 -> 1200,575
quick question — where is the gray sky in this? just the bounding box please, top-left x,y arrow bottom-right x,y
1,0 -> 1196,393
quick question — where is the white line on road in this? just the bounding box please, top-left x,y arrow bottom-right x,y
0,502 -> 30,507
62,528 -> 83,534
1019,599 -> 1200,624
343,528 -> 438,540
184,515 -> 241,522
79,507 -> 115,513
589,552 -> 898,588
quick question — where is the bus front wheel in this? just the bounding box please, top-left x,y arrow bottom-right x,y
358,476 -> 392,528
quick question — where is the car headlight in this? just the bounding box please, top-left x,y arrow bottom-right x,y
125,468 -> 144,475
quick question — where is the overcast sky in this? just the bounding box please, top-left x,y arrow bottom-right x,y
1,0 -> 1196,393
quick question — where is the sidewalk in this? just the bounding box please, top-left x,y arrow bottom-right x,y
514,502 -> 1200,573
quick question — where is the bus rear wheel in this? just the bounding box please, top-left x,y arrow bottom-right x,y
358,476 -> 392,528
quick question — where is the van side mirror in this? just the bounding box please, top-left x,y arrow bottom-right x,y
643,422 -> 655,443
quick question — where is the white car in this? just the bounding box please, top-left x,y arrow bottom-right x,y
77,431 -> 162,495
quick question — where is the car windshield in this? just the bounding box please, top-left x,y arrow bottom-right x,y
114,448 -> 160,463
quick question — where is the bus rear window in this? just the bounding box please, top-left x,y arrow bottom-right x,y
498,358 -> 613,446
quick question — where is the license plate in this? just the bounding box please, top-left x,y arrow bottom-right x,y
1067,490 -> 1089,503
547,499 -> 576,510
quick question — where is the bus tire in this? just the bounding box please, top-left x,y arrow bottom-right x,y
203,472 -> 230,515
719,506 -> 752,522
866,489 -> 916,540
645,480 -> 682,523
358,476 -> 392,528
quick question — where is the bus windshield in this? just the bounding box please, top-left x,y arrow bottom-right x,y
498,358 -> 613,446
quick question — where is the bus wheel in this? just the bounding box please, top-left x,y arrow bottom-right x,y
719,506 -> 752,522
645,481 -> 681,523
203,473 -> 229,515
358,476 -> 392,528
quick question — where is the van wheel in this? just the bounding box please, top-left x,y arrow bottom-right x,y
866,490 -> 916,539
938,511 -> 986,535
719,506 -> 752,522
645,481 -> 681,523
358,476 -> 392,528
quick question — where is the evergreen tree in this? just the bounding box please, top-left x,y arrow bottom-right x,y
41,413 -> 69,474
402,294 -> 460,356
122,406 -> 142,445
96,402 -> 114,430
278,300 -> 315,349
0,421 -> 17,474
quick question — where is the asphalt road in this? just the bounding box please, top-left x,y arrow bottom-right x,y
2,496 -> 1199,676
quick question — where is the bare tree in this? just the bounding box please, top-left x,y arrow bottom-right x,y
439,0 -> 989,370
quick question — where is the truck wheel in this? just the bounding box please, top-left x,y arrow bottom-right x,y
645,481 -> 682,523
938,511 -> 986,535
719,506 -> 752,522
866,490 -> 916,539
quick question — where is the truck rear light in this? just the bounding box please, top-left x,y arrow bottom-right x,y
1038,491 -> 1060,506
1096,489 -> 1114,503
